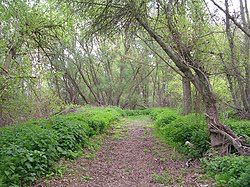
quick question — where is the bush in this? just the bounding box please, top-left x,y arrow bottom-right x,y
81,107 -> 122,133
47,116 -> 92,158
0,124 -> 59,186
154,109 -> 178,127
152,108 -> 250,158
223,119 -> 250,144
202,156 -> 250,187
149,108 -> 166,120
149,108 -> 179,120
108,106 -> 126,116
0,107 -> 122,186
123,109 -> 151,116
153,112 -> 209,158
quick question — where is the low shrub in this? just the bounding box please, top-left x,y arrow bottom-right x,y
0,107 -> 122,186
81,107 -> 122,133
202,156 -> 250,187
47,116 -> 92,158
152,108 -> 249,158
223,119 -> 250,144
149,108 -> 166,120
123,109 -> 151,116
108,106 -> 126,116
0,124 -> 59,186
149,108 -> 179,120
154,109 -> 178,127
151,108 -> 209,158
159,114 -> 209,158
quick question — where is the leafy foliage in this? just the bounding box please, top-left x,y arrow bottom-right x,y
223,119 -> 250,144
153,109 -> 178,127
155,113 -> 209,158
0,124 -> 59,186
0,107 -> 122,186
149,108 -> 175,120
123,109 -> 151,116
152,108 -> 250,158
202,156 -> 250,187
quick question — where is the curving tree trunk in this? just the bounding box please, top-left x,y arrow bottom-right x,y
182,76 -> 192,115
135,12 -> 250,156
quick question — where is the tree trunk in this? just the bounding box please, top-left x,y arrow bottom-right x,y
0,104 -> 4,126
194,90 -> 203,114
136,13 -> 250,155
182,76 -> 192,115
225,0 -> 250,113
77,66 -> 101,105
218,53 -> 241,109
194,73 -> 250,155
240,0 -> 250,114
152,64 -> 158,107
65,71 -> 89,104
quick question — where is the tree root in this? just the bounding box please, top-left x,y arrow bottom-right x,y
208,123 -> 250,156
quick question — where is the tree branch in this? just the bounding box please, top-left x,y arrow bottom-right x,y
210,0 -> 250,37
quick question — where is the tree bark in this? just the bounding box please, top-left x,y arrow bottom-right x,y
135,13 -> 250,155
65,71 -> 89,104
240,0 -> 250,114
182,76 -> 192,115
218,53 -> 241,109
194,89 -> 203,114
225,0 -> 250,113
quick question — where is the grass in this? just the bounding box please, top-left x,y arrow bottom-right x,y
151,171 -> 174,185
52,165 -> 68,178
112,118 -> 128,140
143,148 -> 150,153
81,174 -> 93,182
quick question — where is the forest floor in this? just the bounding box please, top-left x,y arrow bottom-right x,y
36,116 -> 211,187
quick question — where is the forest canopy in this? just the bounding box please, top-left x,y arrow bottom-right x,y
0,0 -> 250,186
0,0 -> 249,153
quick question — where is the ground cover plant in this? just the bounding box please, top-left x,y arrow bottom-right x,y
0,107 -> 122,187
1,106 -> 248,186
202,156 -> 250,187
152,109 -> 209,158
123,109 -> 151,116
151,108 -> 250,186
1,0 -> 250,186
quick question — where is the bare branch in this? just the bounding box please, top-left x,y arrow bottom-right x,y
210,0 -> 250,37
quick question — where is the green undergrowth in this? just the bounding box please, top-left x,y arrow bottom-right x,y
151,108 -> 209,158
0,107 -> 123,187
151,107 -> 250,187
202,156 -> 250,187
151,108 -> 250,158
126,114 -> 151,121
152,170 -> 173,185
222,118 -> 250,144
123,108 -> 151,116
1,106 -> 249,187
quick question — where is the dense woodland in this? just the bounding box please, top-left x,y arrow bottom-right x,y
1,0 -> 249,122
0,0 -> 250,186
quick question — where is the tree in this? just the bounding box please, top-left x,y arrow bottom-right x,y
65,0 -> 250,155
208,0 -> 250,117
182,77 -> 192,115
0,0 -> 69,124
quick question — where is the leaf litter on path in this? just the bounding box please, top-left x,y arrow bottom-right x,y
36,116 -> 211,187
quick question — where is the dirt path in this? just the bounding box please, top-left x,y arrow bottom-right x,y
37,116 -> 207,187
